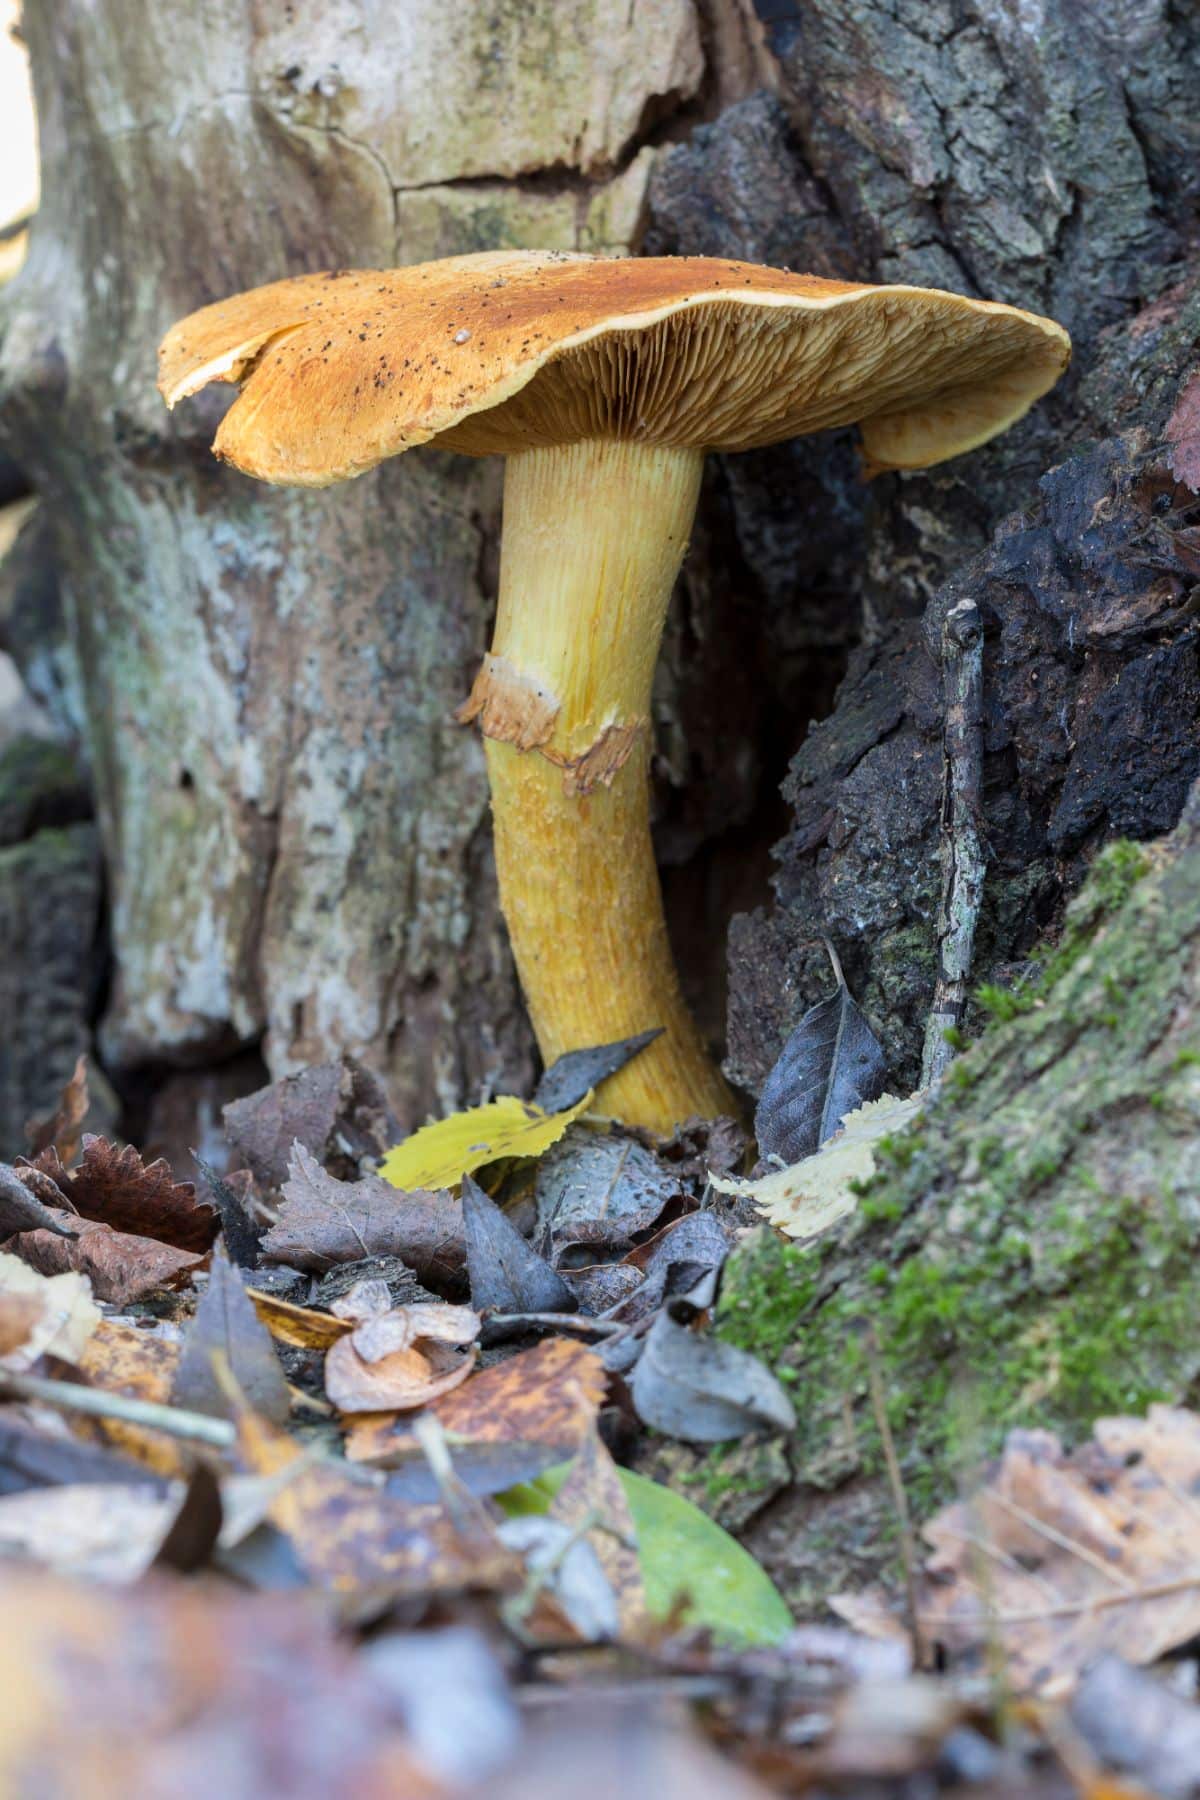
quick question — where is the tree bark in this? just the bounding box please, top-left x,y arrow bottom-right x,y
641,2 -> 1200,1095
0,0 -> 729,1127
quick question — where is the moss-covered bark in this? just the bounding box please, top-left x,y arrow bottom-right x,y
711,789 -> 1200,1611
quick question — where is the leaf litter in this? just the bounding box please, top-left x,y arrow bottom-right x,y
3,1052 -> 1194,1794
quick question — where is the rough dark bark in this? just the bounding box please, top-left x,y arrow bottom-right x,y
652,3 -> 1200,1098
0,738 -> 103,1155
726,270 -> 1200,1093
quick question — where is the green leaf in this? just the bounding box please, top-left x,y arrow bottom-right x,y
498,1462 -> 792,1646
378,1093 -> 592,1191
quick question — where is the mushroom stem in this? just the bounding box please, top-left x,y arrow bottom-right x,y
465,437 -> 737,1133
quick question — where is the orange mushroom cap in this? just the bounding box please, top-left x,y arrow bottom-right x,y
158,250 -> 1070,486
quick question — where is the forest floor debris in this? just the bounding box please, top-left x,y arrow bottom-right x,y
1,1049 -> 1199,1796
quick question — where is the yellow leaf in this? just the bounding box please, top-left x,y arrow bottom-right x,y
246,1288 -> 350,1351
711,1092 -> 927,1241
378,1093 -> 591,1191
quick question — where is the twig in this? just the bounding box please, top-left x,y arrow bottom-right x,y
486,1311 -> 628,1337
863,1323 -> 927,1671
0,1369 -> 235,1448
922,597 -> 986,1086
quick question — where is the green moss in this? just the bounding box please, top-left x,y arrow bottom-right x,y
714,830 -> 1198,1522
715,1228 -> 823,1367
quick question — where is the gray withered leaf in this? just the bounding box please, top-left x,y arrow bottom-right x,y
630,1300 -> 796,1444
461,1174 -> 576,1328
193,1154 -> 262,1269
171,1242 -> 290,1425
533,1127 -> 678,1263
755,939 -> 886,1162
532,1029 -> 663,1115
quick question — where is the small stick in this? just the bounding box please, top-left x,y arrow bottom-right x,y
863,1322 -> 927,1671
486,1311 -> 627,1337
0,1369 -> 236,1448
923,597 -> 986,1086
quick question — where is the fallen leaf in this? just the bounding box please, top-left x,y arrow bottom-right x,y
24,1054 -> 89,1166
532,1029 -> 663,1114
347,1337 -> 607,1466
0,1570 -> 437,1794
0,1252 -> 99,1371
8,1213 -> 203,1306
712,1093 -> 927,1241
532,1128 -> 681,1261
351,1303 -> 480,1360
246,1287 -> 351,1351
498,1513 -> 619,1643
326,1335 -> 476,1413
0,1164 -> 79,1240
70,1319 -> 183,1477
0,1481 -> 186,1582
840,1406 -> 1200,1694
378,1093 -> 591,1192
0,1418 -> 159,1493
261,1142 -> 465,1288
548,1428 -> 647,1638
630,1301 -> 796,1443
172,1245 -> 290,1425
462,1175 -> 576,1323
23,1137 -> 218,1252
235,1402 -> 517,1596
193,1154 -> 263,1267
223,1053 -> 399,1188
756,940 -> 887,1162
1166,371 -> 1200,493
500,1461 -> 793,1646
560,1209 -> 732,1320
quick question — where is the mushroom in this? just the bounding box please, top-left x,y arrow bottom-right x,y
159,252 -> 1070,1133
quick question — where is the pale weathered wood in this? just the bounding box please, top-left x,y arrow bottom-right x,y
0,0 -> 709,1124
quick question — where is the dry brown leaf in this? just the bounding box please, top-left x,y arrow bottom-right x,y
24,1055 -> 90,1166
1166,370 -> 1200,493
346,1336 -> 607,1466
326,1336 -> 476,1413
324,1289 -> 481,1415
353,1303 -> 480,1361
0,1570 -> 438,1795
9,1213 -> 204,1306
838,1406 -> 1200,1695
246,1286 -> 351,1350
70,1319 -> 184,1477
235,1402 -> 517,1596
0,1253 -> 99,1371
24,1137 -> 218,1252
261,1142 -> 465,1288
